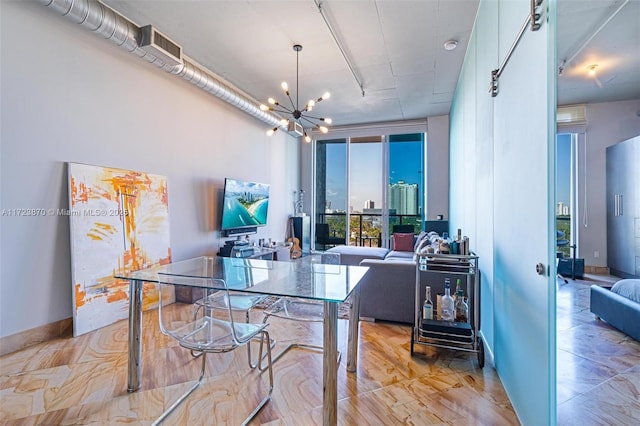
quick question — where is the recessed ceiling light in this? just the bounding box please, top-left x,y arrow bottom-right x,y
444,40 -> 458,51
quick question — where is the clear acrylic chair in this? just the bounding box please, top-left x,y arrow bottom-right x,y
191,246 -> 272,367
155,275 -> 273,426
259,252 -> 342,369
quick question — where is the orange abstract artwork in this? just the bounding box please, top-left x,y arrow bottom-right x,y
68,162 -> 172,336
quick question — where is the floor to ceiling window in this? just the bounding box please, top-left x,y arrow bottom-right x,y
315,139 -> 347,251
314,127 -> 425,250
556,133 -> 573,258
556,132 -> 581,260
349,136 -> 383,247
388,133 -> 424,234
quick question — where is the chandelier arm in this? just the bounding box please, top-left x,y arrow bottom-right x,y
300,116 -> 321,126
301,113 -> 326,120
271,106 -> 293,114
284,91 -> 296,111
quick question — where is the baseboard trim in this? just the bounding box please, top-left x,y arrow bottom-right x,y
584,265 -> 609,275
0,318 -> 72,356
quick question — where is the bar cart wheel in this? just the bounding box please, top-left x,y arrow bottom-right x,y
477,336 -> 484,368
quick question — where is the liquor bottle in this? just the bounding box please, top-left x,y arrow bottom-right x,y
440,278 -> 455,321
452,228 -> 463,254
422,286 -> 434,320
439,232 -> 450,254
454,279 -> 469,323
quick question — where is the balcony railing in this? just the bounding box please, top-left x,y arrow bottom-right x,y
316,212 -> 421,249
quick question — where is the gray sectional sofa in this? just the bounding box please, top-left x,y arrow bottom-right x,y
590,279 -> 640,342
327,243 -> 477,325
326,245 -> 416,323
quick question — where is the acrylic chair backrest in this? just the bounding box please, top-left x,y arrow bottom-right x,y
157,274 -> 254,348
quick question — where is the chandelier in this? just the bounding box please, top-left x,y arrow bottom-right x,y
260,44 -> 331,143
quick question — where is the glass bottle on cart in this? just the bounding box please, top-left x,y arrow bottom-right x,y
440,278 -> 455,321
422,286 -> 433,320
454,278 -> 469,323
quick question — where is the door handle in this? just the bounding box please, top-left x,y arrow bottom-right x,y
536,263 -> 544,275
619,194 -> 623,216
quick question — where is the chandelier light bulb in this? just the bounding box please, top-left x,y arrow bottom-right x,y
322,92 -> 331,100
281,82 -> 288,91
260,104 -> 269,111
307,99 -> 316,108
323,118 -> 332,124
319,125 -> 328,133
304,133 -> 311,143
266,127 -> 277,136
268,97 -> 276,105
588,64 -> 598,76
279,118 -> 289,126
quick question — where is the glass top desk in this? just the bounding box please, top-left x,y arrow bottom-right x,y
115,255 -> 369,426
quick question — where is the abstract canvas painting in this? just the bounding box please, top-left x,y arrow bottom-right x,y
68,162 -> 172,336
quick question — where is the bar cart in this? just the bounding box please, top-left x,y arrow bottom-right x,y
411,252 -> 483,368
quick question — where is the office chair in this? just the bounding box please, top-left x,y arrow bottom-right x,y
392,224 -> 415,234
315,223 -> 343,249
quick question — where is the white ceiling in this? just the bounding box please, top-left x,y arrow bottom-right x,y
557,0 -> 640,106
102,0 -> 640,128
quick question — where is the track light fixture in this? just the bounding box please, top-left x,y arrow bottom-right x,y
261,44 -> 331,143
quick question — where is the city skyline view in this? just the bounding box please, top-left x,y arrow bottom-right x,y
323,137 -> 424,213
557,133 -> 571,207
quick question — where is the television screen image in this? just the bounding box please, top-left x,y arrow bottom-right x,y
221,178 -> 270,231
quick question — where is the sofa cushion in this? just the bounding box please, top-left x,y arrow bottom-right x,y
392,233 -> 415,252
325,245 -> 389,266
414,231 -> 428,251
611,279 -> 640,304
385,250 -> 415,261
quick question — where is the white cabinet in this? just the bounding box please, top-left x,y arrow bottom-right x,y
606,135 -> 640,278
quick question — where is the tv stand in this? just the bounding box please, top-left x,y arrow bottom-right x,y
222,226 -> 257,238
218,242 -> 276,260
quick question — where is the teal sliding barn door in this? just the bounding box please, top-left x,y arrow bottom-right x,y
492,0 -> 556,424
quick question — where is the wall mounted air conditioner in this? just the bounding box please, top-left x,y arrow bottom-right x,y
139,25 -> 183,66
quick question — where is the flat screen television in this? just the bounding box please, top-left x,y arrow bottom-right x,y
220,177 -> 270,236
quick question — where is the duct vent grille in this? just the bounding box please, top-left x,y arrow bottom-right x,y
140,25 -> 182,66
287,121 -> 303,137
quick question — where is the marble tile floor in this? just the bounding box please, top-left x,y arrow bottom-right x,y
2,274 -> 638,425
556,274 -> 640,425
1,302 -> 516,425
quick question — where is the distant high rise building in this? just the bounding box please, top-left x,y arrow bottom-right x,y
389,180 -> 418,215
325,200 -> 334,213
364,200 -> 375,209
556,202 -> 569,216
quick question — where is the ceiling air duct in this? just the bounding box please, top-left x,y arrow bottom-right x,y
139,25 -> 182,67
37,0 -> 282,129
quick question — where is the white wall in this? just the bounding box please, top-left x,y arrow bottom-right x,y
425,115 -> 450,220
569,99 -> 640,268
0,1 -> 299,338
